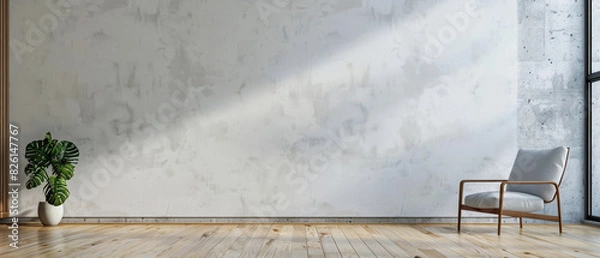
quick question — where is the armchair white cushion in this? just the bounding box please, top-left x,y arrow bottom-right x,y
505,147 -> 569,202
464,191 -> 544,212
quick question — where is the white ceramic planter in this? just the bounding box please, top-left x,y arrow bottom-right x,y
38,202 -> 63,226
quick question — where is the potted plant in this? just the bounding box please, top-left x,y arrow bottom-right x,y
25,132 -> 79,226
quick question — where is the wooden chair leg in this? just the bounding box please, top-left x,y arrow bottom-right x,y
458,206 -> 462,232
498,183 -> 506,236
497,213 -> 502,235
556,189 -> 563,234
519,217 -> 523,229
458,182 -> 464,233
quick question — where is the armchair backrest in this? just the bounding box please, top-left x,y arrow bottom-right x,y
506,146 -> 570,202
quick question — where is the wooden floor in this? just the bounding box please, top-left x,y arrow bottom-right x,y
1,223 -> 599,257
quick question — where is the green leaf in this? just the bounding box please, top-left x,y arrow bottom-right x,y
44,176 -> 70,206
45,132 -> 53,142
26,167 -> 48,189
53,163 -> 75,180
60,140 -> 79,165
42,132 -> 52,149
24,164 -> 36,175
45,139 -> 61,159
25,140 -> 50,167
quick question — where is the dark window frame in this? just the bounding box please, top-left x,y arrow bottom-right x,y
586,0 -> 600,222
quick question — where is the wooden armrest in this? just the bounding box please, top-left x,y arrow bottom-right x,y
458,180 -> 508,204
460,179 -> 507,184
501,181 -> 558,186
460,179 -> 507,189
499,181 -> 559,192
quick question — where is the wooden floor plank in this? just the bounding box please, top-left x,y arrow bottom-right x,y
156,225 -> 219,257
290,224 -> 308,258
316,225 -> 341,258
239,224 -> 272,258
363,225 -> 410,257
519,227 -> 599,257
195,224 -> 238,257
221,224 -> 260,258
369,225 -> 432,258
274,225 -> 294,257
1,223 -> 599,257
306,224 -> 325,258
425,225 -> 518,257
414,225 -> 473,256
101,225 -> 191,258
168,224 -> 222,257
339,225 -> 375,257
329,226 -> 359,258
352,225 -> 393,258
256,224 -> 282,257
386,224 -> 469,257
205,224 -> 246,258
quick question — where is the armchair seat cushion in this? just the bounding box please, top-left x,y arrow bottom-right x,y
464,191 -> 544,212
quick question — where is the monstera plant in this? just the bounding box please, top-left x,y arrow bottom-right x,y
25,132 -> 79,206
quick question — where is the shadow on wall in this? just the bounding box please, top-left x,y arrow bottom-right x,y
9,0 -> 518,217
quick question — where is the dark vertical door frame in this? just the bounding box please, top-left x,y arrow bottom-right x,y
0,0 -> 8,218
586,0 -> 600,222
586,0 -> 592,221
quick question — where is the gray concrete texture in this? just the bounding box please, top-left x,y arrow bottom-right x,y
518,0 -> 586,222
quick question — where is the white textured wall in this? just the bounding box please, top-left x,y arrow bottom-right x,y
10,0 -> 517,217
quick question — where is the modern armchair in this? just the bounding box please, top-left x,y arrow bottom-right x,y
457,146 -> 570,235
